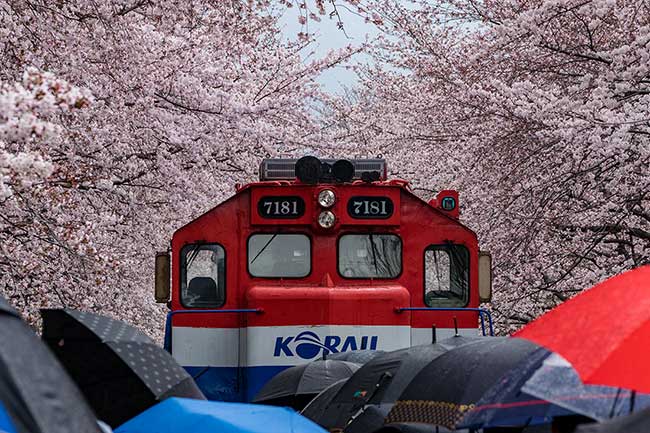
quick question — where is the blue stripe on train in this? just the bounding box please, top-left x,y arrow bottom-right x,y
184,366 -> 291,402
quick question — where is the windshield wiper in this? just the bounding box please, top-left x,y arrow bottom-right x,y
250,234 -> 278,264
186,242 -> 205,268
369,233 -> 379,275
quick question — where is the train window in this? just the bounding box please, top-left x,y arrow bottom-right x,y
248,234 -> 310,278
338,234 -> 402,279
424,244 -> 469,307
180,244 -> 226,308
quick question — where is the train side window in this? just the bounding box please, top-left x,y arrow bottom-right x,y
248,234 -> 310,278
180,244 -> 225,308
424,244 -> 469,307
338,234 -> 402,279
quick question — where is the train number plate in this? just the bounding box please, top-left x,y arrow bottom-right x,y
347,196 -> 394,219
258,196 -> 306,218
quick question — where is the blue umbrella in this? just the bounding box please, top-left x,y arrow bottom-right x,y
115,397 -> 327,433
0,402 -> 18,433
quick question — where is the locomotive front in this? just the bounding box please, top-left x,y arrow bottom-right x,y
154,156 -> 493,402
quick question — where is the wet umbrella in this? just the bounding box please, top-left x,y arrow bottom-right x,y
325,350 -> 386,365
253,360 -> 359,410
317,336 -> 482,432
373,423 -> 453,433
575,406 -> 650,433
344,337 -> 483,433
115,397 -> 328,433
41,309 -> 205,428
458,348 -> 577,430
460,350 -> 650,431
301,379 -> 349,422
386,337 -> 540,429
514,265 -> 650,393
521,353 -> 650,421
0,298 -> 101,433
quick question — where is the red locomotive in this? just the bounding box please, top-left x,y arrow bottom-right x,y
154,156 -> 493,402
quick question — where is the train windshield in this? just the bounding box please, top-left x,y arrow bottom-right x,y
248,234 -> 310,278
180,244 -> 225,308
338,234 -> 402,278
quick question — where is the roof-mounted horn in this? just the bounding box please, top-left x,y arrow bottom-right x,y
259,157 -> 387,182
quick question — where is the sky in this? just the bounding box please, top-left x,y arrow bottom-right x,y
278,3 -> 381,94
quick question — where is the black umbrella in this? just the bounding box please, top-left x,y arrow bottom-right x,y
520,353 -> 650,421
325,350 -> 386,364
386,337 -> 540,430
346,336 -> 483,433
301,378 -> 349,422
41,309 -> 205,428
457,348 -> 576,430
0,298 -> 101,433
459,349 -> 650,431
374,423 -> 454,433
317,336 -> 482,432
575,407 -> 650,433
253,360 -> 359,410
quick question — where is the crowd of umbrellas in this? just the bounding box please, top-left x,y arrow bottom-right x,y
0,265 -> 648,433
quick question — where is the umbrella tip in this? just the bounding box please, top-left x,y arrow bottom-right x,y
454,316 -> 458,337
431,325 -> 437,344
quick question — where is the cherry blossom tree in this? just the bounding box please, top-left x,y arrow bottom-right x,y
1,0 -> 353,336
324,0 -> 650,331
4,0 -> 648,337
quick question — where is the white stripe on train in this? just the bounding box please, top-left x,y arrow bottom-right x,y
171,326 -> 479,367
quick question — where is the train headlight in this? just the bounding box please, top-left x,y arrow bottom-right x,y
317,189 -> 336,208
317,210 -> 336,228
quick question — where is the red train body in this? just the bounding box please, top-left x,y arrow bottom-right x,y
157,157 -> 492,402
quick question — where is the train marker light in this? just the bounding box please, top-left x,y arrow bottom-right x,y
441,196 -> 456,211
317,189 -> 336,208
317,210 -> 336,228
295,156 -> 322,184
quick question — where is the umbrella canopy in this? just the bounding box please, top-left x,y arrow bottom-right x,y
301,379 -> 349,422
316,336 -> 481,432
0,298 -> 101,433
41,309 -> 204,428
316,344 -> 446,430
115,397 -> 327,433
458,348 -> 578,430
344,337 -> 483,433
514,265 -> 650,393
575,407 -> 650,433
460,350 -> 650,431
386,337 -> 539,429
253,360 -> 359,410
374,423 -> 452,433
325,350 -> 386,364
522,353 -> 650,421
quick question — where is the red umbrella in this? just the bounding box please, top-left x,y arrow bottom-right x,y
514,265 -> 650,393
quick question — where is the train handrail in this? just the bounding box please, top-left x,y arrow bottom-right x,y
394,307 -> 494,336
164,308 -> 263,352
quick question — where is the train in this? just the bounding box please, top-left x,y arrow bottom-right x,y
154,156 -> 493,402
